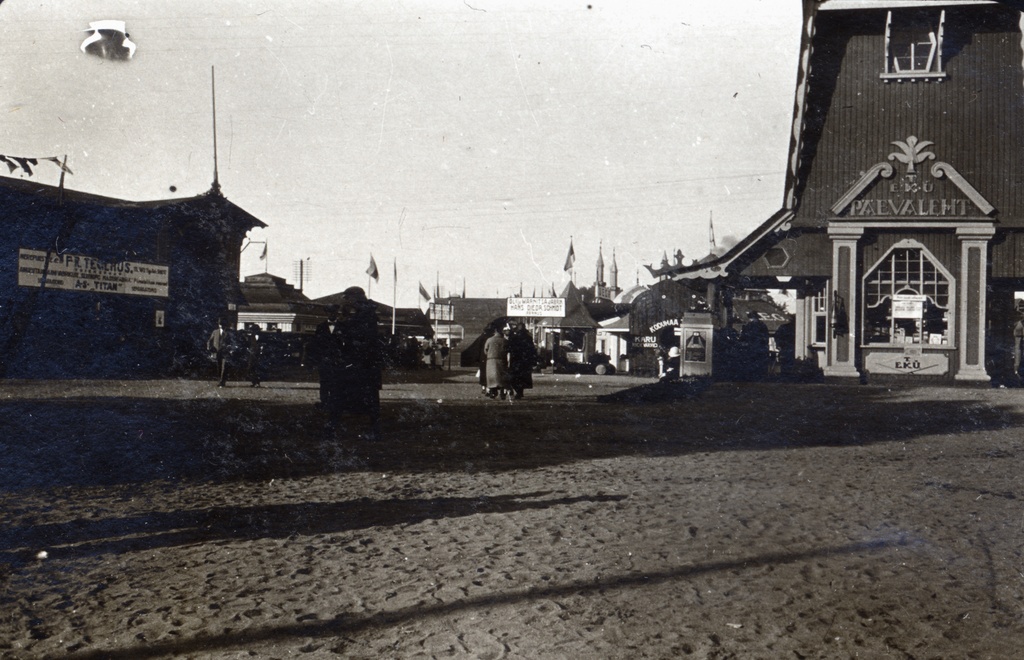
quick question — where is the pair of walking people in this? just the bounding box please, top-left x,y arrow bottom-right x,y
206,320 -> 263,387
481,323 -> 536,400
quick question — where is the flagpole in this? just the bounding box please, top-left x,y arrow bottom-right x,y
433,271 -> 439,343
58,155 -> 67,206
391,259 -> 397,336
211,66 -> 219,191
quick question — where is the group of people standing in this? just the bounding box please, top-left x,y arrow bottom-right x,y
480,322 -> 537,400
206,320 -> 264,388
207,305 -> 540,440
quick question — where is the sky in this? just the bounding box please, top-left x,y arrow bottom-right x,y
1,0 -> 802,307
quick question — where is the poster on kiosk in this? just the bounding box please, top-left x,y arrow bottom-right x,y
680,312 -> 713,377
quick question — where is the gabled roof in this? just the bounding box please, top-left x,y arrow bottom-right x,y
0,175 -> 266,231
538,281 -> 598,328
240,273 -> 311,306
653,209 -> 796,281
654,0 -> 1023,283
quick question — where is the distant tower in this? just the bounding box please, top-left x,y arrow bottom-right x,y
610,249 -> 619,291
596,242 -> 606,288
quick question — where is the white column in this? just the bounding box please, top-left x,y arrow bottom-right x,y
794,289 -> 809,360
955,226 -> 995,381
825,227 -> 862,378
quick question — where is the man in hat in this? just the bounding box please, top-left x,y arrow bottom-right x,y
312,304 -> 344,411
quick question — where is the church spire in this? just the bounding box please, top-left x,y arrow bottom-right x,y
596,241 -> 605,287
610,248 -> 618,291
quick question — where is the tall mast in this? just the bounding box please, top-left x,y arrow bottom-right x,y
211,66 -> 220,191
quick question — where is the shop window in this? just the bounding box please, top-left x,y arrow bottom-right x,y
881,9 -> 946,82
862,245 -> 951,346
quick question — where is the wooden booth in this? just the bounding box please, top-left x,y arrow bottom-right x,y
658,0 -> 1024,384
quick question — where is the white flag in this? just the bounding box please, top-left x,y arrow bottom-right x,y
81,20 -> 136,61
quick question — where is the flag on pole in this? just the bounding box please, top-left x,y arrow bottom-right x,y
419,282 -> 431,301
563,240 -> 575,272
366,255 -> 379,282
259,243 -> 267,260
80,20 -> 136,61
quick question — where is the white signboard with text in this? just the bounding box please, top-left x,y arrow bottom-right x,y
18,248 -> 169,298
506,297 -> 565,317
864,349 -> 949,376
892,294 -> 925,319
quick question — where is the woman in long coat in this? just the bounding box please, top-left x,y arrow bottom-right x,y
482,326 -> 509,399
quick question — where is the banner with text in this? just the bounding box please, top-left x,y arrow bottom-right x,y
18,248 -> 169,298
506,297 -> 565,317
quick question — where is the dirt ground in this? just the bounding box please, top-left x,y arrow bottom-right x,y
2,368 -> 1024,659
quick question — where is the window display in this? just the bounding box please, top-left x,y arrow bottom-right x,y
863,245 -> 951,345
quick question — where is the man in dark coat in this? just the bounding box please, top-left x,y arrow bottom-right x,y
312,305 -> 344,411
342,284 -> 382,435
507,322 -> 536,399
245,324 -> 263,388
335,287 -> 383,440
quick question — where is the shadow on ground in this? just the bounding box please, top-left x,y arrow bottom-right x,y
1,381 -> 1020,492
0,491 -> 627,563
64,536 -> 907,660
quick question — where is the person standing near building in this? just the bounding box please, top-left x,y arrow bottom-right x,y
507,323 -> 536,399
246,324 -> 263,388
311,305 -> 344,412
335,287 -> 383,440
483,325 -> 510,399
774,315 -> 796,378
660,346 -> 681,381
206,318 -> 232,387
741,311 -> 770,381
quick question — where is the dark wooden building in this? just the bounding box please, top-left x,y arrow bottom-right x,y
661,0 -> 1024,382
237,273 -> 320,334
1,178 -> 264,378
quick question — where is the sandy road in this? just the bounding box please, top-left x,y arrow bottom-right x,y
2,371 -> 1024,658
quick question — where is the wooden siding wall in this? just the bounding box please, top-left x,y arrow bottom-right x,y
739,230 -> 833,278
792,6 -> 1024,229
991,232 -> 1024,279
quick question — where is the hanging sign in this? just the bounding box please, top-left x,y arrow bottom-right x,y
18,248 -> 169,298
507,297 -> 565,317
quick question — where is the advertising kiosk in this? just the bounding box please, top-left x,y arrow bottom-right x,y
680,312 -> 714,377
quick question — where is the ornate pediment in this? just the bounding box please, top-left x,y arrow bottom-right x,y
831,135 -> 995,219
